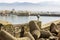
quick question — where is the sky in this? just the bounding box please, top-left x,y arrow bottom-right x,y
0,0 -> 60,3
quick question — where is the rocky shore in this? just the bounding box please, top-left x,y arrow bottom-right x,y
0,20 -> 60,40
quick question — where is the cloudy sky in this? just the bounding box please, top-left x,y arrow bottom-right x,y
0,0 -> 60,3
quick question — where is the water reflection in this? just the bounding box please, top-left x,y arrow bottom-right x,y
0,15 -> 60,24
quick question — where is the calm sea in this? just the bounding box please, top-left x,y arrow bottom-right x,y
0,15 -> 60,25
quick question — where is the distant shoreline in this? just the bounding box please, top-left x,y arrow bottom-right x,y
15,13 -> 60,17
0,10 -> 60,16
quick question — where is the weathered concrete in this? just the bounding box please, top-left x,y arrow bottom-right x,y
42,20 -> 60,29
50,23 -> 59,36
0,20 -> 60,40
39,38 -> 45,40
0,30 -> 31,40
24,32 -> 35,40
40,30 -> 52,38
49,36 -> 59,40
0,30 -> 16,40
36,21 -> 41,29
31,30 -> 40,39
57,32 -> 60,40
29,20 -> 41,39
29,20 -> 41,32
17,37 -> 30,40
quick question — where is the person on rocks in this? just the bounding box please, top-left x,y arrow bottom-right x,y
36,15 -> 40,21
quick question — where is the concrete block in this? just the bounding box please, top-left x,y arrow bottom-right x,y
40,30 -> 51,38
31,30 -> 40,39
29,21 -> 40,32
24,32 -> 35,40
50,23 -> 59,36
